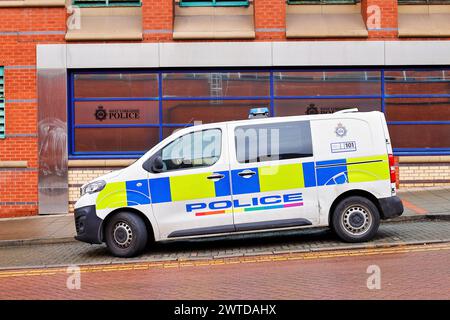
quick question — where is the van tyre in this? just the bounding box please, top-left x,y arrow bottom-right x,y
332,196 -> 380,243
105,212 -> 148,258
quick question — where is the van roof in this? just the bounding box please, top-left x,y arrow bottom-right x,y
187,110 -> 382,129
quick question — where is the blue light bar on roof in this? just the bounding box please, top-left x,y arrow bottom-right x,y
249,107 -> 269,119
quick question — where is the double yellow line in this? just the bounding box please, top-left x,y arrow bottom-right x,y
0,242 -> 449,279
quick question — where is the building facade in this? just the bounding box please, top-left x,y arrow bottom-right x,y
0,0 -> 449,217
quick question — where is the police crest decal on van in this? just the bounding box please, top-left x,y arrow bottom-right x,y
335,123 -> 347,137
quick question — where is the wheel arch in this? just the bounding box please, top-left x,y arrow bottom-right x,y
328,189 -> 383,227
101,207 -> 156,243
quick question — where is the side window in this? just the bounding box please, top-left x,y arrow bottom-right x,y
235,121 -> 313,163
160,129 -> 222,172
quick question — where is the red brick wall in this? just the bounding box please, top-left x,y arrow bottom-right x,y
142,0 -> 173,41
254,0 -> 285,41
361,0 -> 398,39
0,7 -> 66,218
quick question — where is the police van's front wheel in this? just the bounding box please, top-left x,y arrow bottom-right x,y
105,212 -> 148,258
332,196 -> 380,243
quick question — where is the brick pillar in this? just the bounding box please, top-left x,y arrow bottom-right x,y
254,0 -> 286,40
361,0 -> 398,39
142,0 -> 173,41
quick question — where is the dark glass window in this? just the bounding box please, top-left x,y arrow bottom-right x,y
162,100 -> 269,125
74,128 -> 159,153
389,125 -> 450,149
274,71 -> 381,97
74,73 -> 158,98
159,129 -> 222,171
235,121 -> 313,163
385,70 -> 450,96
383,69 -> 450,153
162,72 -> 270,98
385,98 -> 450,122
74,101 -> 159,125
274,99 -> 381,117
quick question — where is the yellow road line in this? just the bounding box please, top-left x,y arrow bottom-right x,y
0,242 -> 449,279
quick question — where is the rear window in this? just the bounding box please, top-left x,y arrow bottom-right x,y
235,121 -> 313,163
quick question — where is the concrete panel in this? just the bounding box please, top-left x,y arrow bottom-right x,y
67,43 -> 159,69
37,44 -> 67,70
159,42 -> 272,67
385,41 -> 450,65
273,41 -> 385,66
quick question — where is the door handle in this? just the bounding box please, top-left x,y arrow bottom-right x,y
207,173 -> 225,180
238,170 -> 256,178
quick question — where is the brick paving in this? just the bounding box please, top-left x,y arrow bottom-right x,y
0,186 -> 449,246
0,243 -> 449,300
0,219 -> 449,269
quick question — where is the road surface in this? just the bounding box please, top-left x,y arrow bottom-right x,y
1,242 -> 449,300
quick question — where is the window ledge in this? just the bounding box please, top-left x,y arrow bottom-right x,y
286,4 -> 368,38
0,161 -> 28,168
0,0 -> 65,7
173,4 -> 255,40
65,7 -> 143,41
68,159 -> 135,168
398,5 -> 450,37
399,156 -> 450,164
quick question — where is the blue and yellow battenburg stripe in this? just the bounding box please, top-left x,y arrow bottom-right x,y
96,155 -> 389,210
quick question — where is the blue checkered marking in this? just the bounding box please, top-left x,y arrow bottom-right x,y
149,177 -> 172,203
316,159 -> 348,186
302,161 -> 317,188
231,168 -> 260,195
214,170 -> 232,197
126,179 -> 151,206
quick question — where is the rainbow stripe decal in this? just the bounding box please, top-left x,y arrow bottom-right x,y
194,201 -> 304,217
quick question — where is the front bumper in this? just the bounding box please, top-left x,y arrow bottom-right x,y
74,205 -> 103,244
379,196 -> 404,220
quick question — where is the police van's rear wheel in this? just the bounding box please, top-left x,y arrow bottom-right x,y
105,212 -> 148,258
332,196 -> 380,243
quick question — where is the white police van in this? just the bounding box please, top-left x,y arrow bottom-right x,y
74,109 -> 403,257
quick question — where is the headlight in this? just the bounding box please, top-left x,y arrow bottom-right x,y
80,180 -> 106,196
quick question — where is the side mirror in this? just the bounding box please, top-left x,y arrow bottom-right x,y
142,155 -> 164,173
151,156 -> 164,173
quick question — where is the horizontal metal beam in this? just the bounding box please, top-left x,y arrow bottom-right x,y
37,41 -> 450,69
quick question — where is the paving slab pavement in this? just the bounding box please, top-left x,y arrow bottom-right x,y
0,186 -> 449,246
0,214 -> 75,245
0,218 -> 449,270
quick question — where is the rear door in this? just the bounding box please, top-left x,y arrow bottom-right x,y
228,119 -> 319,232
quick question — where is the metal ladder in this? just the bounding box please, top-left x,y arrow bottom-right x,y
209,73 -> 223,104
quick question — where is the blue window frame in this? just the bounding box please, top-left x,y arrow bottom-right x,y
68,67 -> 450,159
